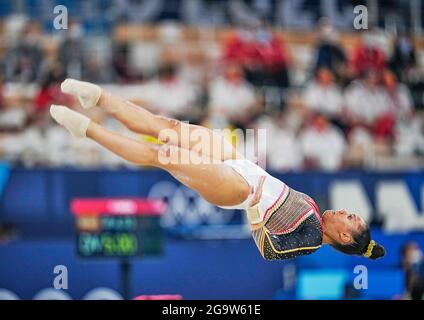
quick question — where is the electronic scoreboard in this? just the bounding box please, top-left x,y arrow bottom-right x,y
71,198 -> 166,258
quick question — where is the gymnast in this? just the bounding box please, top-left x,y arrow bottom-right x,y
50,79 -> 385,261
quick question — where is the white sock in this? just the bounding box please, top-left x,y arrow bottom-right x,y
61,79 -> 102,109
50,105 -> 90,138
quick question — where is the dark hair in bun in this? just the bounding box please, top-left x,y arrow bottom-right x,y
331,225 -> 386,260
365,241 -> 386,260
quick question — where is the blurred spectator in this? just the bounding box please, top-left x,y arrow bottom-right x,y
302,67 -> 344,120
345,127 -> 375,167
407,68 -> 424,111
383,69 -> 414,119
299,114 -> 346,171
222,23 -> 291,88
179,48 -> 208,90
34,60 -> 68,113
0,106 -> 28,133
374,69 -> 416,144
4,23 -> 44,83
389,34 -> 417,83
0,114 -> 46,166
112,43 -> 139,83
208,63 -> 258,128
136,64 -> 199,120
82,53 -> 113,83
394,116 -> 424,158
58,21 -> 85,80
314,19 -> 347,83
350,30 -> 387,78
0,77 -> 28,132
345,71 -> 393,139
401,242 -> 424,300
255,114 -> 303,172
44,122 -> 72,167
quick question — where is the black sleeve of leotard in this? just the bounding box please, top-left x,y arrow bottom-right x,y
252,214 -> 323,261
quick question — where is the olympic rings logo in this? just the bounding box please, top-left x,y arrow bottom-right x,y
147,181 -> 239,228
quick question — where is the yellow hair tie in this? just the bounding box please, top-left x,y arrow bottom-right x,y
363,240 -> 376,258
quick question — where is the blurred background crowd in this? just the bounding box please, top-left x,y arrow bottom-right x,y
0,0 -> 424,171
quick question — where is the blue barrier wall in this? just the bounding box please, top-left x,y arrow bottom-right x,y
2,168 -> 424,237
1,168 -> 424,299
0,239 -> 289,300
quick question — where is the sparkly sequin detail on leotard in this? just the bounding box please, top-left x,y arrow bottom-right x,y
251,188 -> 323,260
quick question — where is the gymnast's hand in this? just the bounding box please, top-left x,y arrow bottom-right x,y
248,176 -> 266,208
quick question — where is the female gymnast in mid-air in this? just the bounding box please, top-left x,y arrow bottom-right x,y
50,79 -> 385,261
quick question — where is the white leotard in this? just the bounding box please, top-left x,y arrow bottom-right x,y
218,159 -> 289,222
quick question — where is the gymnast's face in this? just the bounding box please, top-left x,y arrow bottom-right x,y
322,209 -> 367,245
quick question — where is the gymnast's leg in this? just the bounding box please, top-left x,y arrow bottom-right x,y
49,105 -> 250,207
60,79 -> 242,162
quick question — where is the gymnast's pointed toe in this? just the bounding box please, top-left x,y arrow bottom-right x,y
61,78 -> 102,109
50,104 -> 90,138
